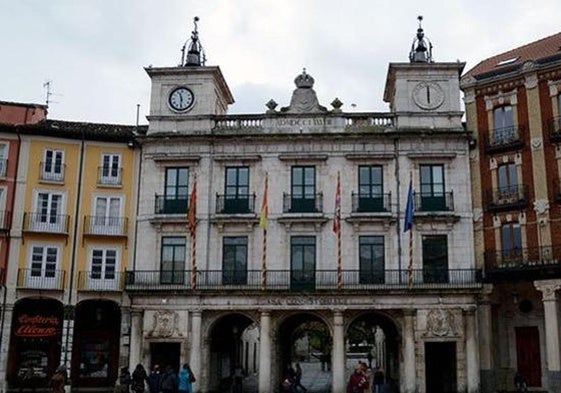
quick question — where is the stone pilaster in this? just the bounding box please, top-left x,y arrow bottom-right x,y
403,310 -> 416,393
129,309 -> 143,369
464,307 -> 480,393
332,311 -> 345,393
258,311 -> 272,393
190,310 -> 202,393
534,279 -> 561,392
477,285 -> 495,393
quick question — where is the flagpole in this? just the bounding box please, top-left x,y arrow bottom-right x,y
188,175 -> 197,289
260,173 -> 268,290
334,172 -> 342,289
407,172 -> 414,289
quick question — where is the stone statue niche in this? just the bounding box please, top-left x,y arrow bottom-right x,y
281,69 -> 327,114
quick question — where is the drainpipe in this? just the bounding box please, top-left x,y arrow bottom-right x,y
64,129 -> 86,367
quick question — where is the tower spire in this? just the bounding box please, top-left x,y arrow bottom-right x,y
409,15 -> 433,63
181,16 -> 206,67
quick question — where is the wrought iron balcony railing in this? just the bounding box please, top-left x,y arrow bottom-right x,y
283,193 -> 323,213
17,268 -> 66,290
351,193 -> 390,213
98,166 -> 122,186
39,162 -> 66,182
154,194 -> 189,215
125,268 -> 482,291
484,245 -> 561,281
23,212 -> 70,234
484,125 -> 524,153
216,194 -> 256,214
83,216 -> 128,236
77,271 -> 125,291
486,185 -> 528,211
413,191 -> 454,212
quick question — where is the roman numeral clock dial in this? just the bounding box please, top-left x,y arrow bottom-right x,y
168,87 -> 195,112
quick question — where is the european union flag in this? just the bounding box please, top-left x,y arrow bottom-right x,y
404,179 -> 414,232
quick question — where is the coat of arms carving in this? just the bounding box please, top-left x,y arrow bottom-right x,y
425,309 -> 457,337
148,311 -> 182,338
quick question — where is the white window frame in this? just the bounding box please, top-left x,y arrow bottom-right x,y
42,148 -> 65,182
0,143 -> 8,177
92,195 -> 123,234
32,190 -> 66,232
87,247 -> 120,290
27,244 -> 62,289
100,153 -> 122,185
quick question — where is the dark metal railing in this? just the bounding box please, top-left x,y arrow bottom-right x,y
124,268 -> 482,291
98,166 -> 123,186
84,216 -> 128,236
485,245 -> 561,270
351,193 -> 390,213
283,193 -> 323,213
39,162 -> 66,182
484,125 -> 524,153
17,268 -> 66,290
23,212 -> 70,233
486,184 -> 528,211
216,194 -> 256,214
413,191 -> 454,212
154,194 -> 189,215
77,271 -> 125,291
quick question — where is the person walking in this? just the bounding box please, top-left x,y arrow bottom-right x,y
147,365 -> 163,393
132,364 -> 148,393
119,367 -> 132,393
50,365 -> 67,393
293,362 -> 307,393
178,364 -> 195,393
160,365 -> 177,393
372,366 -> 384,393
346,364 -> 368,393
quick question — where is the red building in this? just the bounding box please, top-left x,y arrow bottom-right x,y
0,101 -> 47,125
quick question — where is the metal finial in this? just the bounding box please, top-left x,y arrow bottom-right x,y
409,15 -> 432,63
417,15 -> 423,28
182,16 -> 206,67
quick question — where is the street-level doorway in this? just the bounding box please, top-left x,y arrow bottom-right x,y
150,342 -> 181,373
515,326 -> 541,387
425,341 -> 457,393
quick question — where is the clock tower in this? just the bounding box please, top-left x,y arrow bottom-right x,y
383,16 -> 464,130
145,17 -> 234,135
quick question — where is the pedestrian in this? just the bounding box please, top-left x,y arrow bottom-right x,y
132,364 -> 148,393
281,364 -> 296,392
346,364 -> 368,393
372,365 -> 384,393
50,365 -> 67,393
514,371 -> 528,392
119,367 -> 132,393
232,365 -> 243,393
160,365 -> 177,393
147,365 -> 163,393
178,363 -> 194,393
293,362 -> 307,392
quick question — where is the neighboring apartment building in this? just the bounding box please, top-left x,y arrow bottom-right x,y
0,100 -> 47,125
127,21 -> 480,393
461,32 -> 561,392
0,120 -> 141,392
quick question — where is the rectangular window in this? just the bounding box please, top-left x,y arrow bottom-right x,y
497,163 -> 521,204
93,196 -> 122,233
222,236 -> 248,285
28,245 -> 61,289
33,192 -> 64,231
501,222 -> 522,264
359,236 -> 384,284
163,167 -> 189,214
493,105 -> 515,145
0,144 -> 7,177
224,167 -> 250,213
422,235 -> 448,283
100,154 -> 121,185
43,149 -> 64,181
290,166 -> 316,212
91,249 -> 117,280
290,236 -> 316,290
419,164 -> 445,211
160,237 -> 186,284
358,165 -> 383,212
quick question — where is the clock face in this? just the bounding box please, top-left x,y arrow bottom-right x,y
168,87 -> 194,112
412,81 -> 445,110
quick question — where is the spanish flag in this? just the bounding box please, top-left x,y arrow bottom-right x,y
187,175 -> 197,237
259,173 -> 268,228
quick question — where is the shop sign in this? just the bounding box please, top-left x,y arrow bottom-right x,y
14,314 -> 60,338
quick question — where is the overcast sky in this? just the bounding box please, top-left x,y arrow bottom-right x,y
2,1 -> 560,125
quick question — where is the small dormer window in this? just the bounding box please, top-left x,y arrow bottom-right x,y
496,57 -> 519,67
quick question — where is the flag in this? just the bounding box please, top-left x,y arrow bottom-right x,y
332,172 -> 341,233
187,176 -> 197,237
404,178 -> 414,233
259,174 -> 268,228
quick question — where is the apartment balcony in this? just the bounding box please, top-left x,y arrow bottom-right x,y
17,268 -> 66,290
97,167 -> 122,186
484,125 -> 524,154
548,115 -> 561,142
282,193 -> 323,213
23,212 -> 70,234
0,210 -> 11,232
83,216 -> 128,237
77,271 -> 125,291
154,194 -> 189,215
484,245 -> 561,281
39,162 -> 66,183
215,194 -> 256,214
486,185 -> 529,212
351,193 -> 390,213
414,192 -> 454,212
124,268 -> 482,292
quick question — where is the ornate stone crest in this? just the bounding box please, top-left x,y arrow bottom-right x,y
424,309 -> 457,337
148,310 -> 182,338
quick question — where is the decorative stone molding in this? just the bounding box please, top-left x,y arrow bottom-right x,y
489,157 -> 497,170
531,137 -> 543,150
493,215 -> 501,228
463,89 -> 476,104
424,309 -> 458,337
519,212 -> 526,225
514,153 -> 522,165
534,199 -> 550,216
472,208 -> 483,223
147,310 -> 183,338
556,145 -> 561,159
524,73 -> 538,90
469,150 -> 478,161
534,280 -> 561,301
548,80 -> 561,97
484,90 -> 517,111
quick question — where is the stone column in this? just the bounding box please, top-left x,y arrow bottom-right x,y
189,310 -> 202,393
258,311 -> 272,393
129,310 -> 143,369
478,285 -> 495,393
535,280 -> 561,392
464,307 -> 480,393
403,310 -> 416,393
332,311 -> 345,393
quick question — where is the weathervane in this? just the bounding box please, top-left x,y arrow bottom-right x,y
181,16 -> 206,67
409,15 -> 433,63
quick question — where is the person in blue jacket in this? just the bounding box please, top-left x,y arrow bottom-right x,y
177,364 -> 195,393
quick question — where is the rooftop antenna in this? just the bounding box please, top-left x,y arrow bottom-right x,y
43,80 -> 53,107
